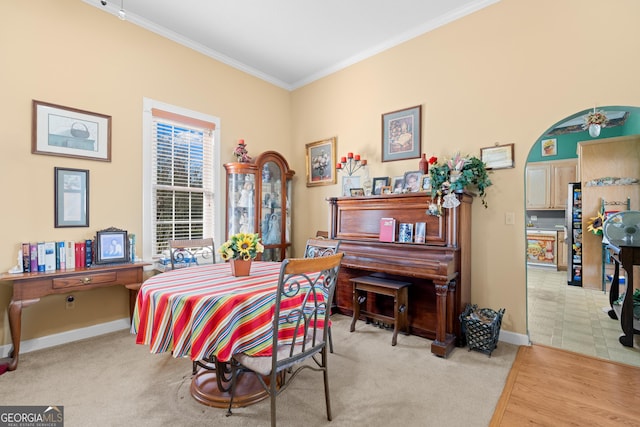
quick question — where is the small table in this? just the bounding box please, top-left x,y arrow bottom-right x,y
133,261 -> 302,408
0,262 -> 148,371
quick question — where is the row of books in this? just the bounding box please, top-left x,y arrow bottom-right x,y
19,241 -> 93,273
379,218 -> 427,244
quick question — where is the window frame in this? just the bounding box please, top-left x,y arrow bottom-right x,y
142,98 -> 222,263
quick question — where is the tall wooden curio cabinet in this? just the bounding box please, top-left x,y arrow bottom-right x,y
224,151 -> 295,261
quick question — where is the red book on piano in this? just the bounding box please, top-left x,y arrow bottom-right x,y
379,218 -> 396,242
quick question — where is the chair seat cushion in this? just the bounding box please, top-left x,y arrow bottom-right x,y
234,335 -> 324,376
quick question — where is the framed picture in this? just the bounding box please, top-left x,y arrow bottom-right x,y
380,186 -> 392,195
480,143 -> 515,169
95,227 -> 129,264
306,137 -> 336,187
420,175 -> 432,192
350,188 -> 365,197
342,175 -> 361,196
398,223 -> 414,243
381,105 -> 421,162
403,171 -> 422,192
372,177 -> 390,195
54,167 -> 89,228
541,138 -> 557,157
33,100 -> 112,162
392,176 -> 405,193
415,222 -> 426,243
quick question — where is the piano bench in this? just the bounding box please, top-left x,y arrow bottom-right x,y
349,275 -> 411,346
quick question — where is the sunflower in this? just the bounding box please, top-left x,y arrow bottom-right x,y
587,211 -> 605,236
218,232 -> 264,260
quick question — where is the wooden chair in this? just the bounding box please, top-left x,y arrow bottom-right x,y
304,237 -> 341,353
226,253 -> 344,427
168,238 -> 215,269
168,238 -> 216,374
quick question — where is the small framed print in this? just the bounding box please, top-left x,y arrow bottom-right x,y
403,171 -> 422,192
95,227 -> 129,264
382,105 -> 421,162
342,175 -> 361,196
541,138 -> 557,157
306,137 -> 337,187
420,175 -> 431,192
350,188 -> 365,197
392,176 -> 405,193
480,143 -> 515,169
54,167 -> 89,228
372,177 -> 390,195
380,186 -> 392,195
414,222 -> 426,243
398,223 -> 414,243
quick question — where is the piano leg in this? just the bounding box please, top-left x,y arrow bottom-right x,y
432,282 -> 456,357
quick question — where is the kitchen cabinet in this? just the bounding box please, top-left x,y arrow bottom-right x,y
526,159 -> 578,209
224,151 -> 295,262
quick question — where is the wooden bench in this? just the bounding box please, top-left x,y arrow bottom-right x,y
349,275 -> 410,346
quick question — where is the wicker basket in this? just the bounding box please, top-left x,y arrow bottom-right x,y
460,304 -> 505,357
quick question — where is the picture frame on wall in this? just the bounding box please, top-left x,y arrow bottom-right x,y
480,143 -> 515,169
305,137 -> 337,187
541,138 -> 557,157
95,227 -> 129,264
33,100 -> 112,162
381,105 -> 421,162
54,167 -> 89,228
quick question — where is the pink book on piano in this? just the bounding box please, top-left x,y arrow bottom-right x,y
379,218 -> 396,242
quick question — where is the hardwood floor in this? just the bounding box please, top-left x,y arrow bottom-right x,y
490,344 -> 640,426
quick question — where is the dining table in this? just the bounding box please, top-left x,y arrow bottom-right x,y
131,260 -> 323,408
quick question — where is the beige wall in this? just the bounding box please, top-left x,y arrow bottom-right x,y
2,0 -> 640,347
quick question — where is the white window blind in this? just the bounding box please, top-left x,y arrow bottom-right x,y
151,108 -> 215,256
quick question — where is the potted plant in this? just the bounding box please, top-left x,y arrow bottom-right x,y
584,108 -> 608,137
427,153 -> 492,215
219,232 -> 264,276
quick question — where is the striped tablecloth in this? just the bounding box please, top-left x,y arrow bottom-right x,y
132,261 -> 322,363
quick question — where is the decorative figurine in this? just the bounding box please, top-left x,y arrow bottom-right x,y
234,139 -> 252,163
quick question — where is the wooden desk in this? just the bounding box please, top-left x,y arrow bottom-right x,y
605,242 -> 640,347
0,262 -> 148,371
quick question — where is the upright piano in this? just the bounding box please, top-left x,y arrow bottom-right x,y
328,191 -> 472,357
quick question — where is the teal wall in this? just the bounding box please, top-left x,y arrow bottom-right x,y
527,106 -> 640,163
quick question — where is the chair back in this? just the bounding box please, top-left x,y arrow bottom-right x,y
270,253 -> 343,372
168,238 -> 215,269
304,238 -> 341,259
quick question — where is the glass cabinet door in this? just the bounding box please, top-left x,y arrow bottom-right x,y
225,163 -> 258,238
260,161 -> 283,260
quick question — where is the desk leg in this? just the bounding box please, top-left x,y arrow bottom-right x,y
6,298 -> 39,371
607,260 -> 620,320
619,252 -> 635,347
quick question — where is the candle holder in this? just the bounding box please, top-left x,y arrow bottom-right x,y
337,153 -> 367,176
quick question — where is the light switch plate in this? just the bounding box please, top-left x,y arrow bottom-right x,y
505,212 -> 515,225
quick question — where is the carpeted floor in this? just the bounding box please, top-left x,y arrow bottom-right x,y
0,315 -> 518,426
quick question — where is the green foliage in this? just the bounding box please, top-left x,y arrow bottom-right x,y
429,155 -> 492,208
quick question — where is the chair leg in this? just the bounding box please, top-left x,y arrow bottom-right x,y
226,361 -> 238,416
328,325 -> 334,353
322,348 -> 332,421
192,361 -> 197,375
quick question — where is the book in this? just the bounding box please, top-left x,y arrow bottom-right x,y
22,243 -> 30,273
30,243 -> 38,272
398,223 -> 414,243
379,218 -> 396,242
37,242 -> 46,272
75,244 -> 83,269
44,241 -> 56,271
85,239 -> 93,267
414,222 -> 426,243
58,242 -> 66,270
66,241 -> 75,270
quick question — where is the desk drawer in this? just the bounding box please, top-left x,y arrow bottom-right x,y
53,272 -> 118,289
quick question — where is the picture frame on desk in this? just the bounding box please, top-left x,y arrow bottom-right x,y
95,227 -> 129,264
54,167 -> 89,228
420,174 -> 431,192
349,187 -> 365,197
32,100 -> 112,162
372,177 -> 389,195
380,186 -> 392,195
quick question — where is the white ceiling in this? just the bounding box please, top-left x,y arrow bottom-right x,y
85,0 -> 498,90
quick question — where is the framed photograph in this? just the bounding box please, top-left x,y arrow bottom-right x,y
306,137 -> 336,187
95,227 -> 129,264
372,177 -> 390,195
54,167 -> 89,228
392,176 -> 405,193
403,171 -> 422,192
420,175 -> 432,192
33,100 -> 112,162
415,222 -> 426,243
381,105 -> 421,162
398,223 -> 414,243
350,188 -> 365,197
342,175 -> 361,196
480,143 -> 515,169
541,138 -> 557,157
380,186 -> 392,195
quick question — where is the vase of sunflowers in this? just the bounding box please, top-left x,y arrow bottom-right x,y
219,232 -> 264,276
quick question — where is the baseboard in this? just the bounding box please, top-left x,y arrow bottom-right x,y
498,329 -> 529,346
0,318 -> 130,357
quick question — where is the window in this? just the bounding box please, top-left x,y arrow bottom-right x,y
142,99 -> 221,261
